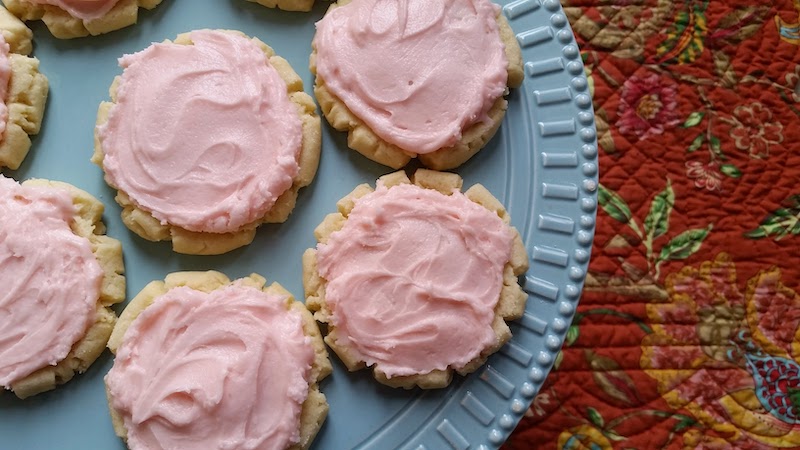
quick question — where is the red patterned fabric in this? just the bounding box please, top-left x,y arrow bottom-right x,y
504,1 -> 800,448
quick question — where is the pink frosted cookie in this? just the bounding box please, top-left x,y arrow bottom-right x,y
0,174 -> 125,399
311,0 -> 523,170
2,0 -> 163,38
0,7 -> 48,170
303,170 -> 529,389
94,29 -> 321,255
106,272 -> 331,450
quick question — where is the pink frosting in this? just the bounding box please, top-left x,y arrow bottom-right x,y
105,283 -> 315,450
314,0 -> 509,154
97,30 -> 302,233
316,183 -> 514,377
26,0 -> 120,21
0,35 -> 11,137
0,175 -> 101,387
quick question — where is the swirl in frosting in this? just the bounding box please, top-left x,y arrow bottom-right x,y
0,175 -> 101,387
314,0 -> 509,154
105,283 -> 315,450
316,183 -> 514,377
26,0 -> 121,21
98,30 -> 302,233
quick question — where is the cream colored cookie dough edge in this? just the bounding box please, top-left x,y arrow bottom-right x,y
9,181 -> 125,399
93,30 -> 320,255
311,1 -> 524,170
106,271 -> 330,449
0,6 -> 33,55
497,9 -> 524,89
256,33 -> 322,225
0,45 -> 48,170
3,0 -> 163,39
246,0 -> 315,13
302,170 -> 530,390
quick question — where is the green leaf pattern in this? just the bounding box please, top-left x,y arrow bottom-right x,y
687,134 -> 705,152
682,112 -> 705,127
587,407 -> 604,428
644,180 -> 674,240
566,325 -> 580,347
720,164 -> 742,178
746,195 -> 800,240
598,184 -> 632,224
658,226 -> 713,262
597,181 -> 713,280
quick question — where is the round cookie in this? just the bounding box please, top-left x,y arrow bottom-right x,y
303,169 -> 529,389
0,6 -> 48,170
0,175 -> 125,399
2,0 -> 163,39
105,271 -> 331,450
311,0 -> 523,170
94,29 -> 321,255
245,0 -> 316,12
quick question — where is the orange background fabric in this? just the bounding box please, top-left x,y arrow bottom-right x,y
503,1 -> 800,448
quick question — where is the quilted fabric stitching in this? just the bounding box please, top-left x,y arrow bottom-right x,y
504,1 -> 800,448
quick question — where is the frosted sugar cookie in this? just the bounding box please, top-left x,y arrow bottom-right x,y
303,170 -> 529,389
311,0 -> 523,170
2,0 -> 163,39
0,7 -> 48,170
94,29 -> 321,255
0,175 -> 125,399
106,272 -> 331,450
245,0 -> 315,12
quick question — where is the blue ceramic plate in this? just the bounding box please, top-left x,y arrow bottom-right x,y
0,0 -> 597,448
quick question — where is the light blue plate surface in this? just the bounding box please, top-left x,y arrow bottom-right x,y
0,1 -> 597,448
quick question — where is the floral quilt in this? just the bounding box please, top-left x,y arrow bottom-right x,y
503,1 -> 800,448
